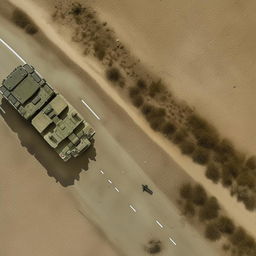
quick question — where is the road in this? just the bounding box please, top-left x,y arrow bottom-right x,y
0,16 -> 219,256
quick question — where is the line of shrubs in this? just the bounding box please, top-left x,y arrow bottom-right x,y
12,8 -> 38,35
179,183 -> 256,256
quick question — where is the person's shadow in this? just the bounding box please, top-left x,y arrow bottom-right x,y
0,99 -> 96,187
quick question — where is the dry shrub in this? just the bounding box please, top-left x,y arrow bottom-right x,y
192,146 -> 210,165
216,216 -> 235,234
148,80 -> 164,97
172,129 -> 187,144
192,184 -> 207,206
230,228 -> 256,256
179,183 -> 192,200
70,2 -> 85,16
245,155 -> 256,170
145,240 -> 162,254
205,163 -> 220,183
205,222 -> 221,241
106,67 -> 121,82
179,139 -> 195,155
199,197 -> 220,221
132,95 -> 144,108
161,121 -> 176,137
94,41 -> 106,60
12,9 -> 38,35
214,139 -> 235,163
183,201 -> 196,217
129,86 -> 140,98
136,79 -> 147,90
236,171 -> 255,189
221,166 -> 233,187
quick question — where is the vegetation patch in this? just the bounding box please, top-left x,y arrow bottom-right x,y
12,8 -> 38,35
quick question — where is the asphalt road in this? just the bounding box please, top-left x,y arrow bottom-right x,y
0,16 -> 219,256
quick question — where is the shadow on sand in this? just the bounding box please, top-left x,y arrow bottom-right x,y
0,99 -> 96,187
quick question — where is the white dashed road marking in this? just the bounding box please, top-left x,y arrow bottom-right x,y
100,170 -> 104,174
107,179 -> 112,184
129,205 -> 137,213
0,38 -> 26,64
114,187 -> 120,192
169,237 -> 177,246
81,99 -> 100,120
156,220 -> 164,228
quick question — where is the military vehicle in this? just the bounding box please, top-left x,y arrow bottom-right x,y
142,184 -> 153,195
0,64 -> 95,161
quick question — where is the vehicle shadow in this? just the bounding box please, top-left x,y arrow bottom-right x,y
0,99 -> 96,187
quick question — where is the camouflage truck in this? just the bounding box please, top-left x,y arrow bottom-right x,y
0,64 -> 95,161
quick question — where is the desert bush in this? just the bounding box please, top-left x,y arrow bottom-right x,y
129,86 -> 140,98
70,2 -> 85,16
148,116 -> 165,132
148,80 -> 164,97
145,240 -> 162,254
25,23 -> 38,35
94,41 -> 106,60
161,121 -> 176,137
179,140 -> 195,155
205,163 -> 220,183
205,222 -> 221,241
230,227 -> 256,255
183,201 -> 196,217
221,167 -> 233,187
142,104 -> 154,116
245,155 -> 256,170
12,9 -> 38,35
136,79 -> 147,90
131,95 -> 144,108
236,171 -> 255,189
180,183 -> 192,200
223,161 -> 240,178
172,129 -> 187,144
188,114 -> 210,131
192,146 -> 210,165
241,194 -> 256,211
216,216 -> 235,234
106,67 -> 121,82
194,129 -> 219,149
192,184 -> 207,206
214,139 -> 236,164
199,197 -> 220,221
12,9 -> 31,28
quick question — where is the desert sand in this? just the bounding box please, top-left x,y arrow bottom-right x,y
1,0 -> 256,255
8,0 -> 256,241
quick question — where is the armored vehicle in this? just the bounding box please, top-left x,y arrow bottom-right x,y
0,64 -> 95,161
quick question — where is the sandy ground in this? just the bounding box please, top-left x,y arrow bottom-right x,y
89,0 -> 256,155
1,0 -> 256,255
8,0 -> 256,241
